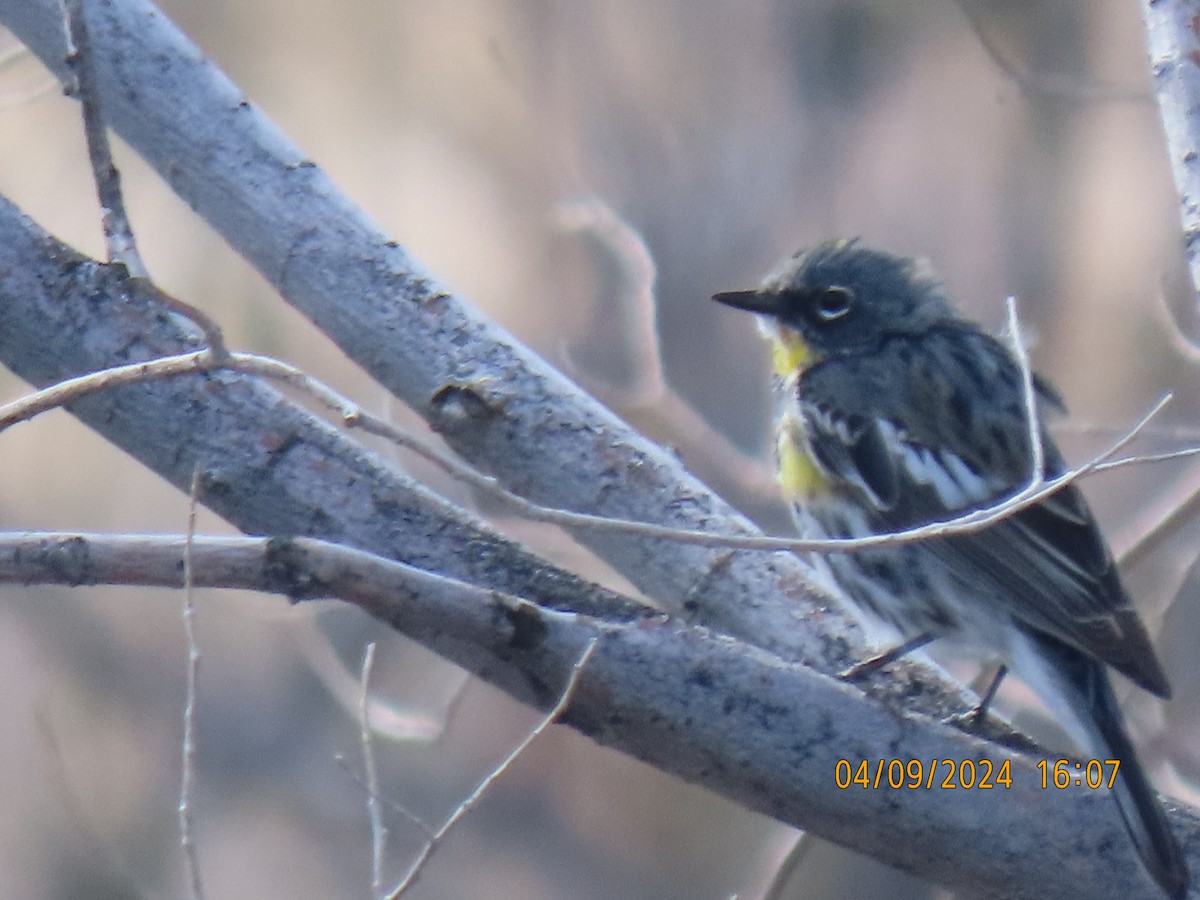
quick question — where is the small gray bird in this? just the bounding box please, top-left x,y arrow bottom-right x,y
714,239 -> 1188,898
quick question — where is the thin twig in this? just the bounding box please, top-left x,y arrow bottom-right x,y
0,349 -> 345,431
358,643 -> 387,899
59,2 -> 228,358
293,619 -> 468,743
335,756 -> 433,838
0,347 -> 1190,555
757,830 -> 812,900
60,0 -> 147,276
179,468 -> 204,900
135,279 -> 229,362
1004,296 -> 1044,483
1057,420 -> 1200,443
384,639 -> 598,899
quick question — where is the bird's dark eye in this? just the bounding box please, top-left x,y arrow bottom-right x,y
814,285 -> 854,321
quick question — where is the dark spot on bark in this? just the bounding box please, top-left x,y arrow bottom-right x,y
43,536 -> 91,586
428,383 -> 500,431
504,601 -> 547,652
264,538 -> 330,601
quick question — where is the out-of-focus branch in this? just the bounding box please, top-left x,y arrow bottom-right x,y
1142,0 -> 1200,306
556,196 -> 666,408
554,195 -> 784,519
1118,461 -> 1200,570
0,529 -> 1194,900
956,0 -> 1149,103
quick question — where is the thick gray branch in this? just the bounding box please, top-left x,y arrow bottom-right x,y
2,529 -> 1195,900
0,196 -> 634,621
0,191 -> 966,724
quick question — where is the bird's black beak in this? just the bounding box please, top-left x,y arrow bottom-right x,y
712,289 -> 785,316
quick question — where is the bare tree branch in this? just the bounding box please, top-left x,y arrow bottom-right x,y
60,0 -> 146,276
0,0 -> 833,661
357,643 -> 386,900
385,639 -> 598,898
63,0 -> 227,355
0,194 -> 648,632
0,529 -> 1192,900
1142,0 -> 1200,307
178,469 -> 204,900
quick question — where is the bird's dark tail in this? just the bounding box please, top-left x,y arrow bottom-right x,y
1087,665 -> 1189,898
1026,633 -> 1189,898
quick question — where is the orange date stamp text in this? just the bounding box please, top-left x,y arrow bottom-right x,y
834,757 -> 1013,790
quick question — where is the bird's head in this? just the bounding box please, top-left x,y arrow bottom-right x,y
713,239 -> 954,375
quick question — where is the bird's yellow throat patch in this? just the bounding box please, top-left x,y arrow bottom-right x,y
770,331 -> 813,379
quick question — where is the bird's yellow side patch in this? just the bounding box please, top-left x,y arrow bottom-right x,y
776,415 -> 825,500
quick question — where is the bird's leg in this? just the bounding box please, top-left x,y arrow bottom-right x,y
966,663 -> 1007,729
839,632 -> 935,681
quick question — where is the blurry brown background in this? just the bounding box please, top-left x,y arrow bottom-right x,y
1,1 -> 1199,898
